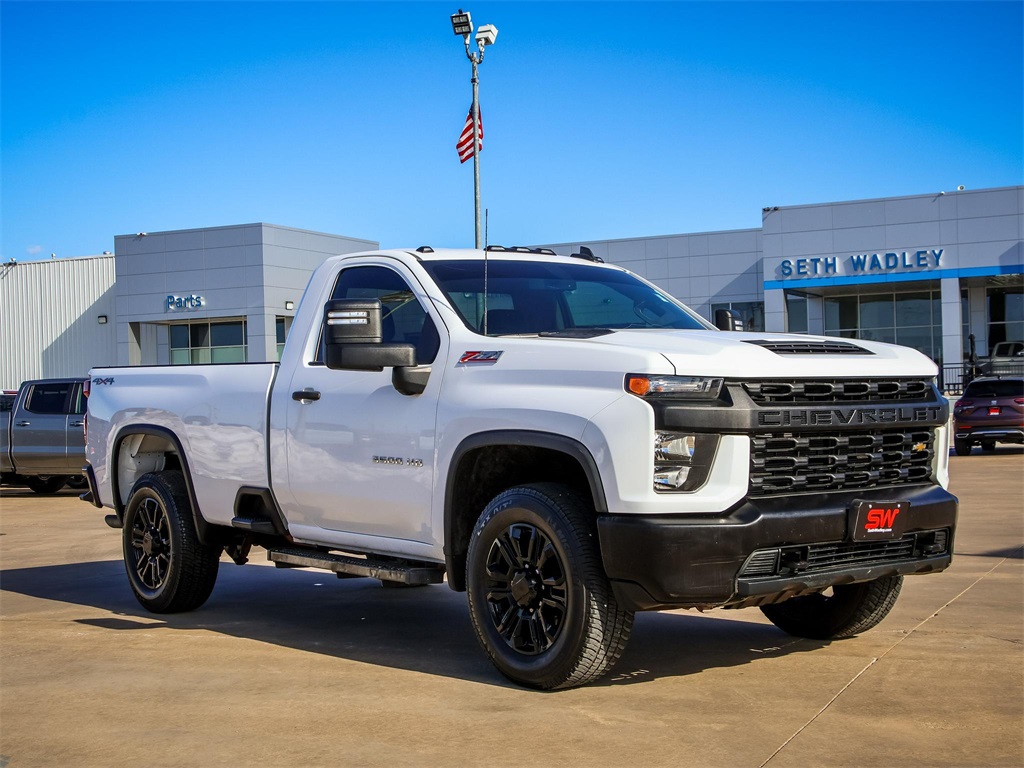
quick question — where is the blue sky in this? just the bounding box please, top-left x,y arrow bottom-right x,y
2,0 -> 1022,260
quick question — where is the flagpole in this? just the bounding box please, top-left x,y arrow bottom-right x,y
471,57 -> 482,248
451,10 -> 497,250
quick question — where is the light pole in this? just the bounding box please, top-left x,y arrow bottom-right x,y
451,9 -> 497,249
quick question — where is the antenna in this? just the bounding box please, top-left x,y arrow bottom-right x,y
485,208 -> 489,248
483,238 -> 489,336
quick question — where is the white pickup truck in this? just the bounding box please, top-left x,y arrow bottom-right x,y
82,246 -> 957,689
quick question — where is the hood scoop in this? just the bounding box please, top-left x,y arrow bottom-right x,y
743,339 -> 874,356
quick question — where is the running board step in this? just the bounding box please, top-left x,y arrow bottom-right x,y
231,516 -> 278,534
267,548 -> 445,585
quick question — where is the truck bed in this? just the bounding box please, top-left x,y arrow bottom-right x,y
87,363 -> 278,525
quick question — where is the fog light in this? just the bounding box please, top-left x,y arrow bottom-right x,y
656,433 -> 696,461
651,432 -> 720,493
654,466 -> 690,489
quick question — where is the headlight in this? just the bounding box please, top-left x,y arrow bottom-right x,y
625,374 -> 723,399
653,432 -> 719,492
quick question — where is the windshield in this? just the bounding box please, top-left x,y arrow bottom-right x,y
421,259 -> 712,336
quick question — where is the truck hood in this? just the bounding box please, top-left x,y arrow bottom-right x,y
584,329 -> 938,378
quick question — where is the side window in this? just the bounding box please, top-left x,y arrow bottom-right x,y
69,383 -> 86,415
25,382 -> 71,414
317,266 -> 440,365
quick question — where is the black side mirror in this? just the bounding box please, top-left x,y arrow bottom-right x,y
714,309 -> 744,332
323,299 -> 416,371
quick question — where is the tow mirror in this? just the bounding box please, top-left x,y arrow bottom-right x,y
323,299 -> 416,371
714,309 -> 744,332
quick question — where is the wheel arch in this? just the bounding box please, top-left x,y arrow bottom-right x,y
443,430 -> 607,592
111,425 -> 217,545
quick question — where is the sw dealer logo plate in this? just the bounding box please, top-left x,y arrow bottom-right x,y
851,500 -> 909,542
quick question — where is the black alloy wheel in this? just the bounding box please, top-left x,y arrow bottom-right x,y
483,522 -> 569,655
129,495 -> 172,590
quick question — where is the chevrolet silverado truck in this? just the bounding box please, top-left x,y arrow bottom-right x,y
82,246 -> 957,689
2,377 -> 87,493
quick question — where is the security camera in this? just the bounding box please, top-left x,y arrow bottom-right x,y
957,185 -> 965,191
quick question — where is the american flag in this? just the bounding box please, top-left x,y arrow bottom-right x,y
456,106 -> 483,163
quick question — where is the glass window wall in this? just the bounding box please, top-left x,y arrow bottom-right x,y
169,319 -> 247,365
824,290 -> 942,363
987,286 -> 1024,353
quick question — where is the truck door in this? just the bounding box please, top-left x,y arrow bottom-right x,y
12,380 -> 79,473
279,264 -> 446,546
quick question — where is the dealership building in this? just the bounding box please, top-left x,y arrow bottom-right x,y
2,185 -> 1021,391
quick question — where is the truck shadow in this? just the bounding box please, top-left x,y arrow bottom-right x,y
0,558 -> 826,689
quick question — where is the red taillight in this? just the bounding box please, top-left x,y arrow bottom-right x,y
83,378 -> 91,398
1016,398 -> 1024,405
955,399 -> 972,408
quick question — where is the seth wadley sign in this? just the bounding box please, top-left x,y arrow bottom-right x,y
779,249 -> 944,278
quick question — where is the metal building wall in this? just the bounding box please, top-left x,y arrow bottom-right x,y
0,256 -> 117,390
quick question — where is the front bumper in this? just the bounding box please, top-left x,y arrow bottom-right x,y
597,483 -> 957,611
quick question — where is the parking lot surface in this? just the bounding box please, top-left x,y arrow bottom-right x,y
2,449 -> 1022,768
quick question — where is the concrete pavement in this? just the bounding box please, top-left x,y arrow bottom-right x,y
1,449 -> 1021,767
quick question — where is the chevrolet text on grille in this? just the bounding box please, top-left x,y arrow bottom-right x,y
758,406 -> 944,427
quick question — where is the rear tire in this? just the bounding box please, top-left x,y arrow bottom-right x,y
954,440 -> 972,456
26,475 -> 68,494
466,483 -> 634,690
760,575 -> 903,640
122,471 -> 221,613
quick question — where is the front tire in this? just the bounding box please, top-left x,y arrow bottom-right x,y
466,483 -> 634,690
954,439 -> 972,456
760,575 -> 903,640
122,471 -> 221,613
981,440 -> 996,452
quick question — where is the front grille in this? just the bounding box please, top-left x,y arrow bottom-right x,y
742,378 -> 933,404
743,339 -> 873,355
738,529 -> 949,579
750,428 -> 935,495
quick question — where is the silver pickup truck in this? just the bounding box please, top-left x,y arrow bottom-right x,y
1,378 -> 87,494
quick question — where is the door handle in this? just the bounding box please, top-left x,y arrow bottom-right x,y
16,421 -> 30,427
70,421 -> 84,427
292,390 -> 321,402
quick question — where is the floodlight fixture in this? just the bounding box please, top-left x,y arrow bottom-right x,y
475,24 -> 498,47
451,9 -> 472,36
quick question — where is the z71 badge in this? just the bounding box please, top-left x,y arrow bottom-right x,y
459,351 -> 503,365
